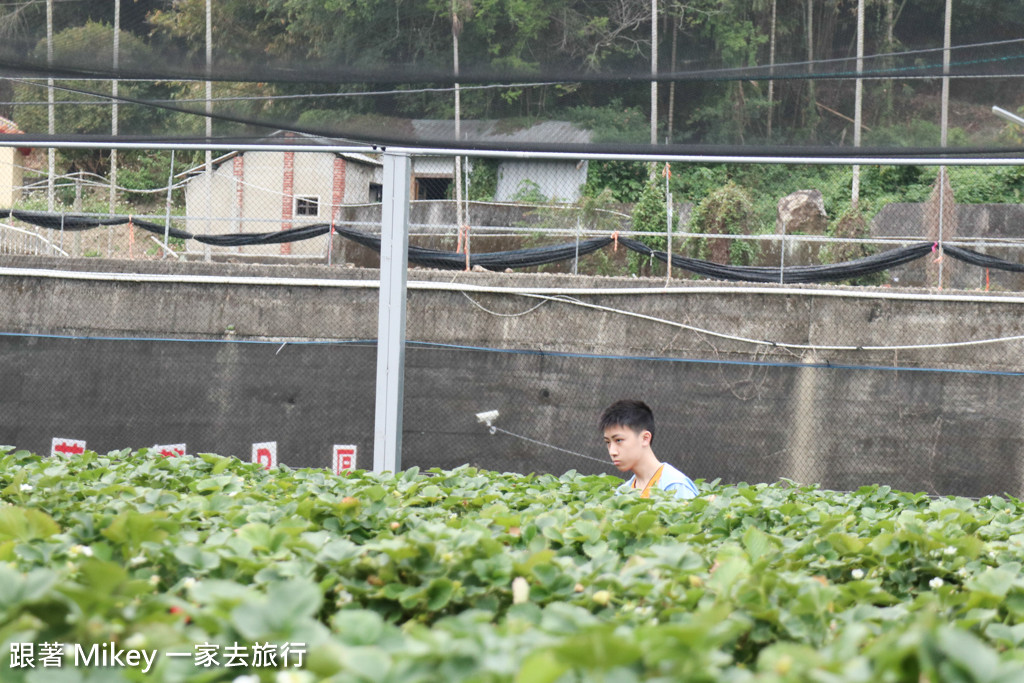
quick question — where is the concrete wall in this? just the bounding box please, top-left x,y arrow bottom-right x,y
3,255 -> 1023,497
495,160 -> 586,202
872,203 -> 1024,290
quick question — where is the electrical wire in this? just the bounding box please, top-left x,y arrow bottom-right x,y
460,292 -> 550,318
487,292 -> 1024,354
487,425 -> 613,468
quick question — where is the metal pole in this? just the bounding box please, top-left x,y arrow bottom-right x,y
373,152 -> 410,474
780,219 -> 786,284
650,0 -> 658,147
573,216 -> 580,276
851,0 -> 864,209
938,0 -> 952,288
665,165 -> 672,283
993,106 -> 1024,128
46,0 -> 54,213
453,4 -> 464,256
204,0 -> 213,262
164,149 -> 175,252
110,0 -> 120,227
938,168 -> 946,288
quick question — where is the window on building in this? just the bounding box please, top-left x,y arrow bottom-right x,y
295,195 -> 320,216
414,177 -> 452,200
369,183 -> 383,203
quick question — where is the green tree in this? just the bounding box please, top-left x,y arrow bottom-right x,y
16,22 -> 182,174
629,175 -> 669,276
688,181 -> 757,266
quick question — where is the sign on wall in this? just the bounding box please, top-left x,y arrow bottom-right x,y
153,443 -> 187,458
333,445 -> 357,474
51,438 -> 86,457
252,441 -> 277,470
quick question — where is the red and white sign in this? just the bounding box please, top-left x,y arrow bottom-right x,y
333,444 -> 357,475
51,438 -> 86,457
252,441 -> 277,470
153,443 -> 186,458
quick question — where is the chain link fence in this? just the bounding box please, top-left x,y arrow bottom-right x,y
3,148 -> 1024,498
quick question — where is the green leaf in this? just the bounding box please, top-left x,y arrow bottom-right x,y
550,626 -> 643,669
173,545 -> 221,570
742,526 -> 775,561
966,568 -> 1017,599
425,577 -> 457,610
331,609 -> 387,646
516,650 -> 569,683
0,507 -> 60,542
0,564 -> 58,609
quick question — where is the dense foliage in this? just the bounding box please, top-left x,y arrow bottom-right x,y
3,1 -> 1023,151
3,446 -> 1024,682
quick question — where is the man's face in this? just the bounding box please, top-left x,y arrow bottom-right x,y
603,425 -> 649,472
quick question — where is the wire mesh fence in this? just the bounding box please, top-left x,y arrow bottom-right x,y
5,151 -> 1024,288
3,148 -> 1024,499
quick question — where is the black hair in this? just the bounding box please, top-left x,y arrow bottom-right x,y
599,399 -> 655,445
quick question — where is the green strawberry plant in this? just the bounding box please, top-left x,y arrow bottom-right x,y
1,445 -> 1024,682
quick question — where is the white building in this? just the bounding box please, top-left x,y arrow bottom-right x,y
409,120 -> 591,202
181,140 -> 382,257
0,116 -> 28,209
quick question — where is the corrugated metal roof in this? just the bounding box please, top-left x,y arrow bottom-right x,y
0,116 -> 24,135
175,130 -> 381,179
410,119 -> 591,145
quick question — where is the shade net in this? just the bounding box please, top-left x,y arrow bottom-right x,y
2,1 -> 1024,155
3,289 -> 1024,501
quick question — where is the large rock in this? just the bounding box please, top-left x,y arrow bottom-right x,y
777,190 -> 828,235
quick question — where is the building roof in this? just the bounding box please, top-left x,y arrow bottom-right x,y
0,115 -> 33,156
0,116 -> 24,135
175,131 -> 381,180
410,119 -> 591,145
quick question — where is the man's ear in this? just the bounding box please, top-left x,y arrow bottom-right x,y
641,430 -> 652,446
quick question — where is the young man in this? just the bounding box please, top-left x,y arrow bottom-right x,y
600,399 -> 700,499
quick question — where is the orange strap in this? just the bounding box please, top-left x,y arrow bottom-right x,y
611,230 -> 619,252
632,464 -> 665,499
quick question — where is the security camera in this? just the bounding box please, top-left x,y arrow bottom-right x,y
475,409 -> 499,427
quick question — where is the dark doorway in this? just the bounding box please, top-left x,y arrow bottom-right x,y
414,177 -> 452,200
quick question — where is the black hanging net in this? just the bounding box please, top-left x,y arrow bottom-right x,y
1,1 -> 1023,156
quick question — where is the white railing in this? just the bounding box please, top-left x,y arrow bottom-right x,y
0,223 -> 70,257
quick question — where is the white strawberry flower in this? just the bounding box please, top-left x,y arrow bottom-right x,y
512,576 -> 530,604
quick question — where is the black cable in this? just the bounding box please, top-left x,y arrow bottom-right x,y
10,208 -> 1024,282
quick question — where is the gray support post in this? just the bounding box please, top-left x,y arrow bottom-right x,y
373,152 -> 411,474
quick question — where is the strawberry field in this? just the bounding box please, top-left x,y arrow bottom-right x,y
2,445 -> 1024,682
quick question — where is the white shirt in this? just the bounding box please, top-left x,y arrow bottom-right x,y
620,463 -> 699,499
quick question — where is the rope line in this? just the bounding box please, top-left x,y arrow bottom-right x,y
530,293 -> 1024,353
488,426 -> 613,468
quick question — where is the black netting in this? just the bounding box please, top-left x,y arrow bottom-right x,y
3,334 -> 1021,499
2,2 -> 1024,154
11,207 -> 1024,283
